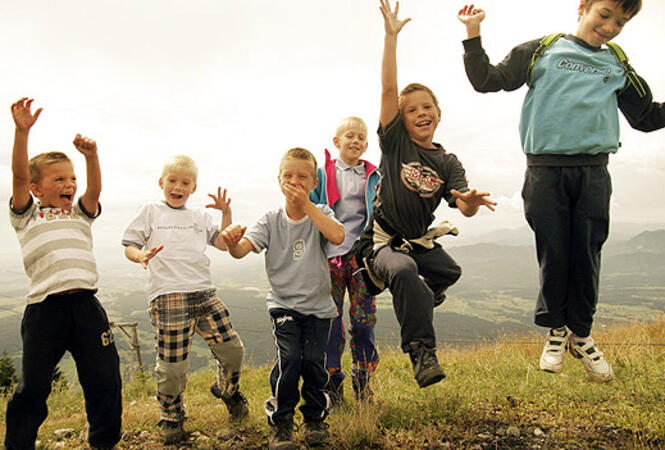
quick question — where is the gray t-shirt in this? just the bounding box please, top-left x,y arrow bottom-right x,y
245,205 -> 338,319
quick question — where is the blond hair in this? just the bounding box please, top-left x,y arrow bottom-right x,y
335,116 -> 368,139
398,83 -> 440,112
279,147 -> 317,178
29,152 -> 71,184
161,154 -> 198,182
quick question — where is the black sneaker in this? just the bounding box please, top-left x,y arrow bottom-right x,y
325,377 -> 344,408
269,418 -> 296,450
210,382 -> 249,420
157,419 -> 185,445
303,420 -> 330,446
351,374 -> 373,402
408,341 -> 446,388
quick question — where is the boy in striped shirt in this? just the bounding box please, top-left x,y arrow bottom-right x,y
5,98 -> 122,450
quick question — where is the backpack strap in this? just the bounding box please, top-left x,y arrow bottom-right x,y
527,32 -> 566,87
606,41 -> 646,98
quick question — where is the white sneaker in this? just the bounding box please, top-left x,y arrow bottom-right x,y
539,327 -> 569,373
568,334 -> 614,382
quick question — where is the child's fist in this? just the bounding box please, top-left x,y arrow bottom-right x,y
458,4 -> 486,25
11,98 -> 42,132
221,224 -> 246,246
73,134 -> 97,156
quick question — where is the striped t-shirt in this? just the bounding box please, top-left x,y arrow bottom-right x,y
9,197 -> 100,304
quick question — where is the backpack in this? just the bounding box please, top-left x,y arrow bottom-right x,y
526,32 -> 646,98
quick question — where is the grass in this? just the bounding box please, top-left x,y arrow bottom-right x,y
1,318 -> 665,449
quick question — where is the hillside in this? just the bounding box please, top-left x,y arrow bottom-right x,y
1,319 -> 664,449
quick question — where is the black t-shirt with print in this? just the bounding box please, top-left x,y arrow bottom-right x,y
374,113 -> 469,240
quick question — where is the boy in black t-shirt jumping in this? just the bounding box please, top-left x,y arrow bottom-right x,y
356,0 -> 496,389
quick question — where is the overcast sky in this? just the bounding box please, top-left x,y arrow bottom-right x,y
1,0 -> 664,266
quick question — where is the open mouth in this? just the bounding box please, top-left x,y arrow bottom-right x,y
60,194 -> 73,202
416,120 -> 432,128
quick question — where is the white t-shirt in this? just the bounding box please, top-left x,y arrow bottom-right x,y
122,201 -> 220,301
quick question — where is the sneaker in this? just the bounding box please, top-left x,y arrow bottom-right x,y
157,419 -> 185,445
211,383 -> 249,420
325,377 -> 344,408
351,374 -> 373,402
539,327 -> 570,373
568,335 -> 614,382
269,419 -> 296,450
408,341 -> 446,388
303,420 -> 330,446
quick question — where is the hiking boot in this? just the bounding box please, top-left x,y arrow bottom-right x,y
211,382 -> 249,420
568,334 -> 614,382
325,377 -> 344,408
303,420 -> 330,446
408,341 -> 446,388
539,327 -> 570,373
269,418 -> 296,450
352,374 -> 373,402
158,419 -> 185,445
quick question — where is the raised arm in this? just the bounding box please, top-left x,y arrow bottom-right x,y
221,224 -> 254,259
73,134 -> 101,215
457,4 -> 485,39
458,5 -> 538,93
10,98 -> 42,211
379,0 -> 411,128
206,187 -> 233,251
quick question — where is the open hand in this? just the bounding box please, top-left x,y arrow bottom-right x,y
380,0 -> 411,35
11,98 -> 42,131
221,224 -> 246,247
206,187 -> 231,214
140,245 -> 164,269
73,134 -> 97,157
458,4 -> 486,25
451,188 -> 496,211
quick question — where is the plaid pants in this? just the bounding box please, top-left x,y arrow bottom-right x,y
149,289 -> 244,422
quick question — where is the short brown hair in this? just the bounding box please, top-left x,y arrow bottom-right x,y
279,147 -> 317,178
29,152 -> 71,184
584,0 -> 641,18
398,83 -> 440,112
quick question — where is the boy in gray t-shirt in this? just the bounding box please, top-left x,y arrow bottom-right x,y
222,147 -> 344,450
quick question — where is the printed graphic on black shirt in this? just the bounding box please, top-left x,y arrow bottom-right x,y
400,161 -> 444,198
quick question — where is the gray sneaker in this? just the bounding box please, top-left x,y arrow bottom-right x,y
303,420 -> 330,446
157,419 -> 184,445
211,383 -> 249,420
408,341 -> 446,388
269,418 -> 296,450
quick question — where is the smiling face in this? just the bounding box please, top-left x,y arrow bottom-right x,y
334,126 -> 368,167
577,0 -> 632,46
400,89 -> 442,148
30,161 -> 77,209
159,171 -> 196,208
